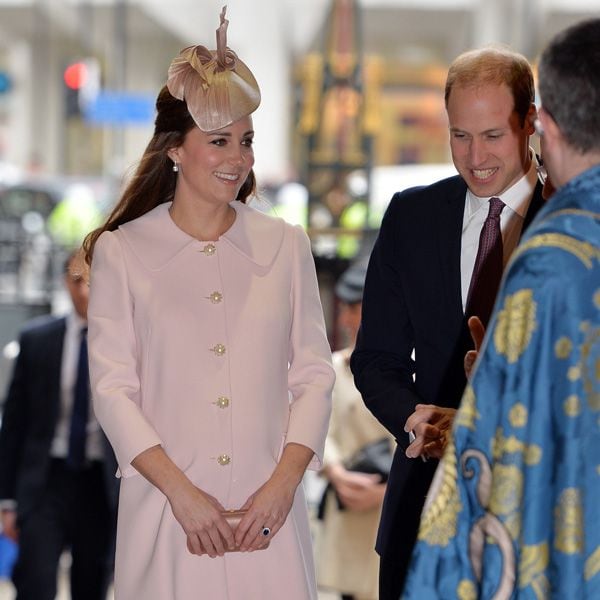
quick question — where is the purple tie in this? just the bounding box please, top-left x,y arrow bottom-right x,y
466,197 -> 505,327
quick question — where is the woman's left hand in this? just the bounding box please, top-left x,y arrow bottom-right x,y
235,478 -> 295,551
234,442 -> 314,551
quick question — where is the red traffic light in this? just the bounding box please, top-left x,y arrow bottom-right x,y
63,62 -> 89,90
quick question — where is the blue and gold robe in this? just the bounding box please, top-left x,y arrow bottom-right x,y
402,165 -> 600,599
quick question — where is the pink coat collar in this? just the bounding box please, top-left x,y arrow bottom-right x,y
118,201 -> 285,270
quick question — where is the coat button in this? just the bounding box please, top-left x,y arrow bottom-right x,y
217,454 -> 231,466
216,396 -> 229,408
210,343 -> 226,356
201,244 -> 216,256
208,291 -> 223,304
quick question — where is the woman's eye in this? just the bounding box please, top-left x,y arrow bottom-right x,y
242,138 -> 254,147
211,138 -> 226,146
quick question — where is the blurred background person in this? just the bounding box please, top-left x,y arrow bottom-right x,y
0,249 -> 118,600
317,260 -> 394,600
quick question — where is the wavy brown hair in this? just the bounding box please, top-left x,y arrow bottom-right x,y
83,85 -> 256,265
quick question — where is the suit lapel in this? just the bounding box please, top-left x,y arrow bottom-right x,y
46,319 -> 66,420
521,180 -> 545,237
435,177 -> 467,319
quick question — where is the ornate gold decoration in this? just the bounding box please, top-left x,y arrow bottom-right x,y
489,464 -> 523,539
297,53 -> 324,135
585,546 -> 600,581
594,289 -> 600,310
456,385 -> 479,431
555,336 -> 573,359
509,403 -> 528,428
511,233 -> 600,269
554,488 -> 583,554
579,323 -> 600,412
494,289 -> 537,364
564,395 -> 581,417
524,444 -> 542,466
457,579 -> 477,600
519,542 -> 550,598
491,429 -> 541,465
418,438 -> 461,546
567,365 -> 581,381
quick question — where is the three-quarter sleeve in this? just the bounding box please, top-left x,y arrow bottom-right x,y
285,225 -> 334,470
88,231 -> 162,477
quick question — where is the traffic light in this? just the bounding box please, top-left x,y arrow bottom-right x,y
63,58 -> 100,118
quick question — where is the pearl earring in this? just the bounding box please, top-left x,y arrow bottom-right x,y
172,161 -> 179,173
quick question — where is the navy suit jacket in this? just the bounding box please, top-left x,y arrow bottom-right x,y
351,175 -> 545,566
0,315 -> 118,521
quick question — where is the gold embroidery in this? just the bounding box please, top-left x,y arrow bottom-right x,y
491,429 -> 542,465
456,385 -> 479,431
585,546 -> 600,581
457,579 -> 477,600
519,542 -> 549,597
594,289 -> 600,310
512,233 -> 600,269
525,445 -> 542,466
494,290 -> 537,363
490,464 -> 523,517
555,336 -> 573,359
509,403 -> 528,428
568,365 -> 581,381
564,395 -> 581,417
580,324 -> 600,412
418,438 -> 461,546
554,488 -> 583,554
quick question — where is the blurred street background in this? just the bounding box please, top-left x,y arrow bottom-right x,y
0,0 -> 598,597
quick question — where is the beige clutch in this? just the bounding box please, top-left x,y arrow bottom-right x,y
221,509 -> 270,551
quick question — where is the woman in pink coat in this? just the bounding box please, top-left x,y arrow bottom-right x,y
83,9 -> 333,599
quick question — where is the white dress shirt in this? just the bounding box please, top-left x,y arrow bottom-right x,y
460,151 -> 540,311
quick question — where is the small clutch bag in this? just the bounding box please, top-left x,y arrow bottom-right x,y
221,509 -> 270,552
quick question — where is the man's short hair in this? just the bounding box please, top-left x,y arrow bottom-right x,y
538,18 -> 600,154
445,46 -> 534,126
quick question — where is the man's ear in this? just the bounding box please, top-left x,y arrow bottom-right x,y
525,103 -> 537,134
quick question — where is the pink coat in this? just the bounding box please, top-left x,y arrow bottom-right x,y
88,201 -> 334,600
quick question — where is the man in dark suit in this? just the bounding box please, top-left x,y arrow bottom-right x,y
350,46 -> 545,600
0,250 -> 118,600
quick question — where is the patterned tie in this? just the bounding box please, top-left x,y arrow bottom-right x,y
67,326 -> 89,469
466,197 -> 505,327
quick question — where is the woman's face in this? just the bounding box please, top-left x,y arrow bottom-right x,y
170,115 -> 254,207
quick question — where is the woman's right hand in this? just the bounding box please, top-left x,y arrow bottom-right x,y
131,445 -> 234,558
169,483 -> 234,557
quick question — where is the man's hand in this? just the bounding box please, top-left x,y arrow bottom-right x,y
326,464 -> 385,511
464,316 -> 485,380
404,404 -> 457,460
1,509 -> 18,542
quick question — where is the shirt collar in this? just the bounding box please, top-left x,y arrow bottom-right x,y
466,148 -> 539,219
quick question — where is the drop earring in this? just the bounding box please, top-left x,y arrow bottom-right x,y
172,161 -> 179,173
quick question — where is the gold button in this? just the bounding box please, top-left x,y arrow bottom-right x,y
208,291 -> 223,304
210,343 -> 226,356
201,244 -> 216,256
216,396 -> 229,408
217,454 -> 231,466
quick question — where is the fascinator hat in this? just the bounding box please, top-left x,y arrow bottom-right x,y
166,6 -> 261,132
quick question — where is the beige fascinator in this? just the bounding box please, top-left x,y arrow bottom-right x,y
166,6 -> 261,132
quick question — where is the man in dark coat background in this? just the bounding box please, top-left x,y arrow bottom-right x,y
0,250 -> 118,600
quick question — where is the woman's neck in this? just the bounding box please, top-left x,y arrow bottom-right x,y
168,201 -> 236,242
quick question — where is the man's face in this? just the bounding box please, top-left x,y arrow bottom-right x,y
65,255 -> 89,320
447,82 -> 534,197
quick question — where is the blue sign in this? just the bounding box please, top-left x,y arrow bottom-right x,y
84,91 -> 155,125
0,72 -> 12,94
